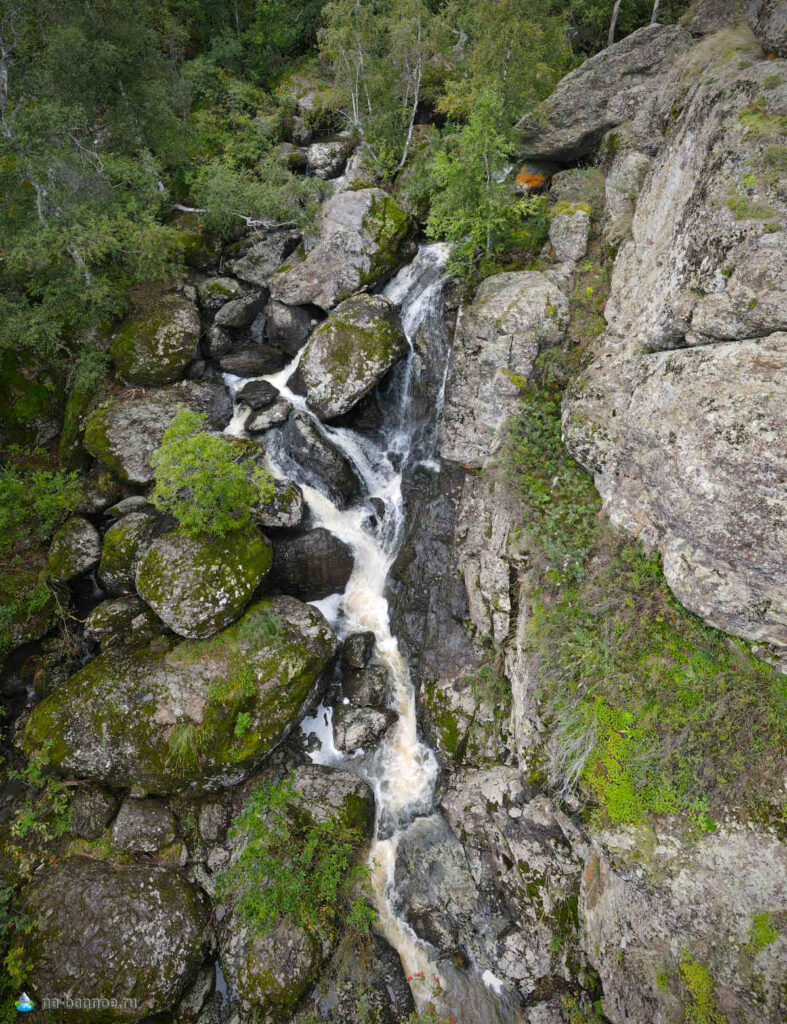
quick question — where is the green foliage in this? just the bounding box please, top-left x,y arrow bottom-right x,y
565,0 -> 691,54
725,194 -> 777,220
747,912 -> 779,952
150,407 -> 275,536
426,90 -> 549,278
500,382 -> 600,583
3,742 -> 72,881
167,721 -> 210,772
504,381 -> 786,828
217,776 -> 374,942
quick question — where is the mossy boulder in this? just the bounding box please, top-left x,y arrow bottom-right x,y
98,512 -> 162,595
269,188 -> 416,311
46,515 -> 101,583
13,857 -> 208,1022
83,595 -> 151,646
83,380 -> 232,485
109,294 -> 200,387
23,597 -> 337,793
299,293 -> 408,421
0,551 -> 57,660
196,276 -> 244,312
135,525 -> 273,639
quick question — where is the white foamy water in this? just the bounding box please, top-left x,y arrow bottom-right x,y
224,244 -> 516,1020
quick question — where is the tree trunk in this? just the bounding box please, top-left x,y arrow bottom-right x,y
608,0 -> 622,47
651,0 -> 660,24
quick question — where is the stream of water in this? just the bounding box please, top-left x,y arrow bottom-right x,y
224,244 -> 514,1022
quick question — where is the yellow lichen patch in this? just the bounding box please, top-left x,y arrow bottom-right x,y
516,167 -> 547,191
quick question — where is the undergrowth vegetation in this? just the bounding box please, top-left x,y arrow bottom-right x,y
502,368 -> 787,829
217,775 -> 374,942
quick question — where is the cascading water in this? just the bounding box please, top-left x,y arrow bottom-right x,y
225,243 -> 516,1023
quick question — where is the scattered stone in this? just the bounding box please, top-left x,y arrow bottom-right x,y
104,496 -> 152,518
219,345 -> 287,377
548,207 -> 590,264
136,525 -> 273,639
46,516 -> 101,583
342,631 -> 375,669
333,705 -> 395,752
227,232 -> 301,288
196,277 -> 244,312
307,139 -> 350,179
271,528 -> 354,601
265,299 -> 314,355
299,293 -> 408,421
111,797 -> 177,853
253,478 -> 305,530
245,398 -> 292,434
237,379 -> 280,410
84,595 -> 149,646
204,324 -> 233,359
71,785 -> 117,840
214,290 -> 269,329
198,801 -> 228,844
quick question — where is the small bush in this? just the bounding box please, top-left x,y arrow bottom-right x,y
150,407 -> 275,537
217,776 -> 374,943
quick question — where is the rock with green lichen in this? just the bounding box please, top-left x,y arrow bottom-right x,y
135,525 -> 272,639
46,515 -> 101,583
196,276 -> 244,312
299,293 -> 407,421
109,294 -> 200,386
0,551 -> 57,660
83,595 -> 152,646
83,380 -> 232,485
23,596 -> 337,793
98,511 -> 163,595
12,857 -> 209,1022
269,188 -> 416,311
0,350 -> 65,447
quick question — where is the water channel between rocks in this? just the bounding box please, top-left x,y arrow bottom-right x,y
224,243 -> 515,1024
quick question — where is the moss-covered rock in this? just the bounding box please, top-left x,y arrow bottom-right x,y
299,293 -> 408,421
109,294 -> 200,387
46,515 -> 101,583
83,380 -> 232,485
0,551 -> 57,660
12,857 -> 208,1022
135,525 -> 273,639
97,512 -> 161,595
83,595 -> 151,646
23,597 -> 337,793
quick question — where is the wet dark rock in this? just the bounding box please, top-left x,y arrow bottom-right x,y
333,705 -> 395,753
204,323 -> 233,359
245,398 -> 292,434
71,785 -> 118,840
271,528 -> 354,601
111,797 -> 177,854
331,390 -> 384,432
237,379 -> 280,410
219,345 -> 287,377
342,631 -> 375,669
265,299 -> 314,355
343,665 -> 390,707
273,411 -> 361,508
214,289 -> 269,329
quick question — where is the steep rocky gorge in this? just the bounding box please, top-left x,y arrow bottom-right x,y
1,3 -> 786,1024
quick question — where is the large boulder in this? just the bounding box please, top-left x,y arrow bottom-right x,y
265,299 -> 314,354
271,528 -> 354,601
109,294 -> 200,387
515,25 -> 692,163
84,380 -> 232,486
440,271 -> 568,466
23,597 -> 338,793
213,290 -> 268,329
135,525 -> 272,639
13,857 -> 208,1021
269,189 -> 416,311
745,0 -> 787,56
268,411 -> 361,508
218,345 -> 286,377
83,595 -> 151,646
46,515 -> 101,583
563,55 -> 787,647
299,293 -> 408,421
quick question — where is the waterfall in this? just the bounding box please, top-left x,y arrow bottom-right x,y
224,243 -> 516,1022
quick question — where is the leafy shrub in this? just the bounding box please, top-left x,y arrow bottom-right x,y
217,776 -> 374,942
150,408 -> 275,536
